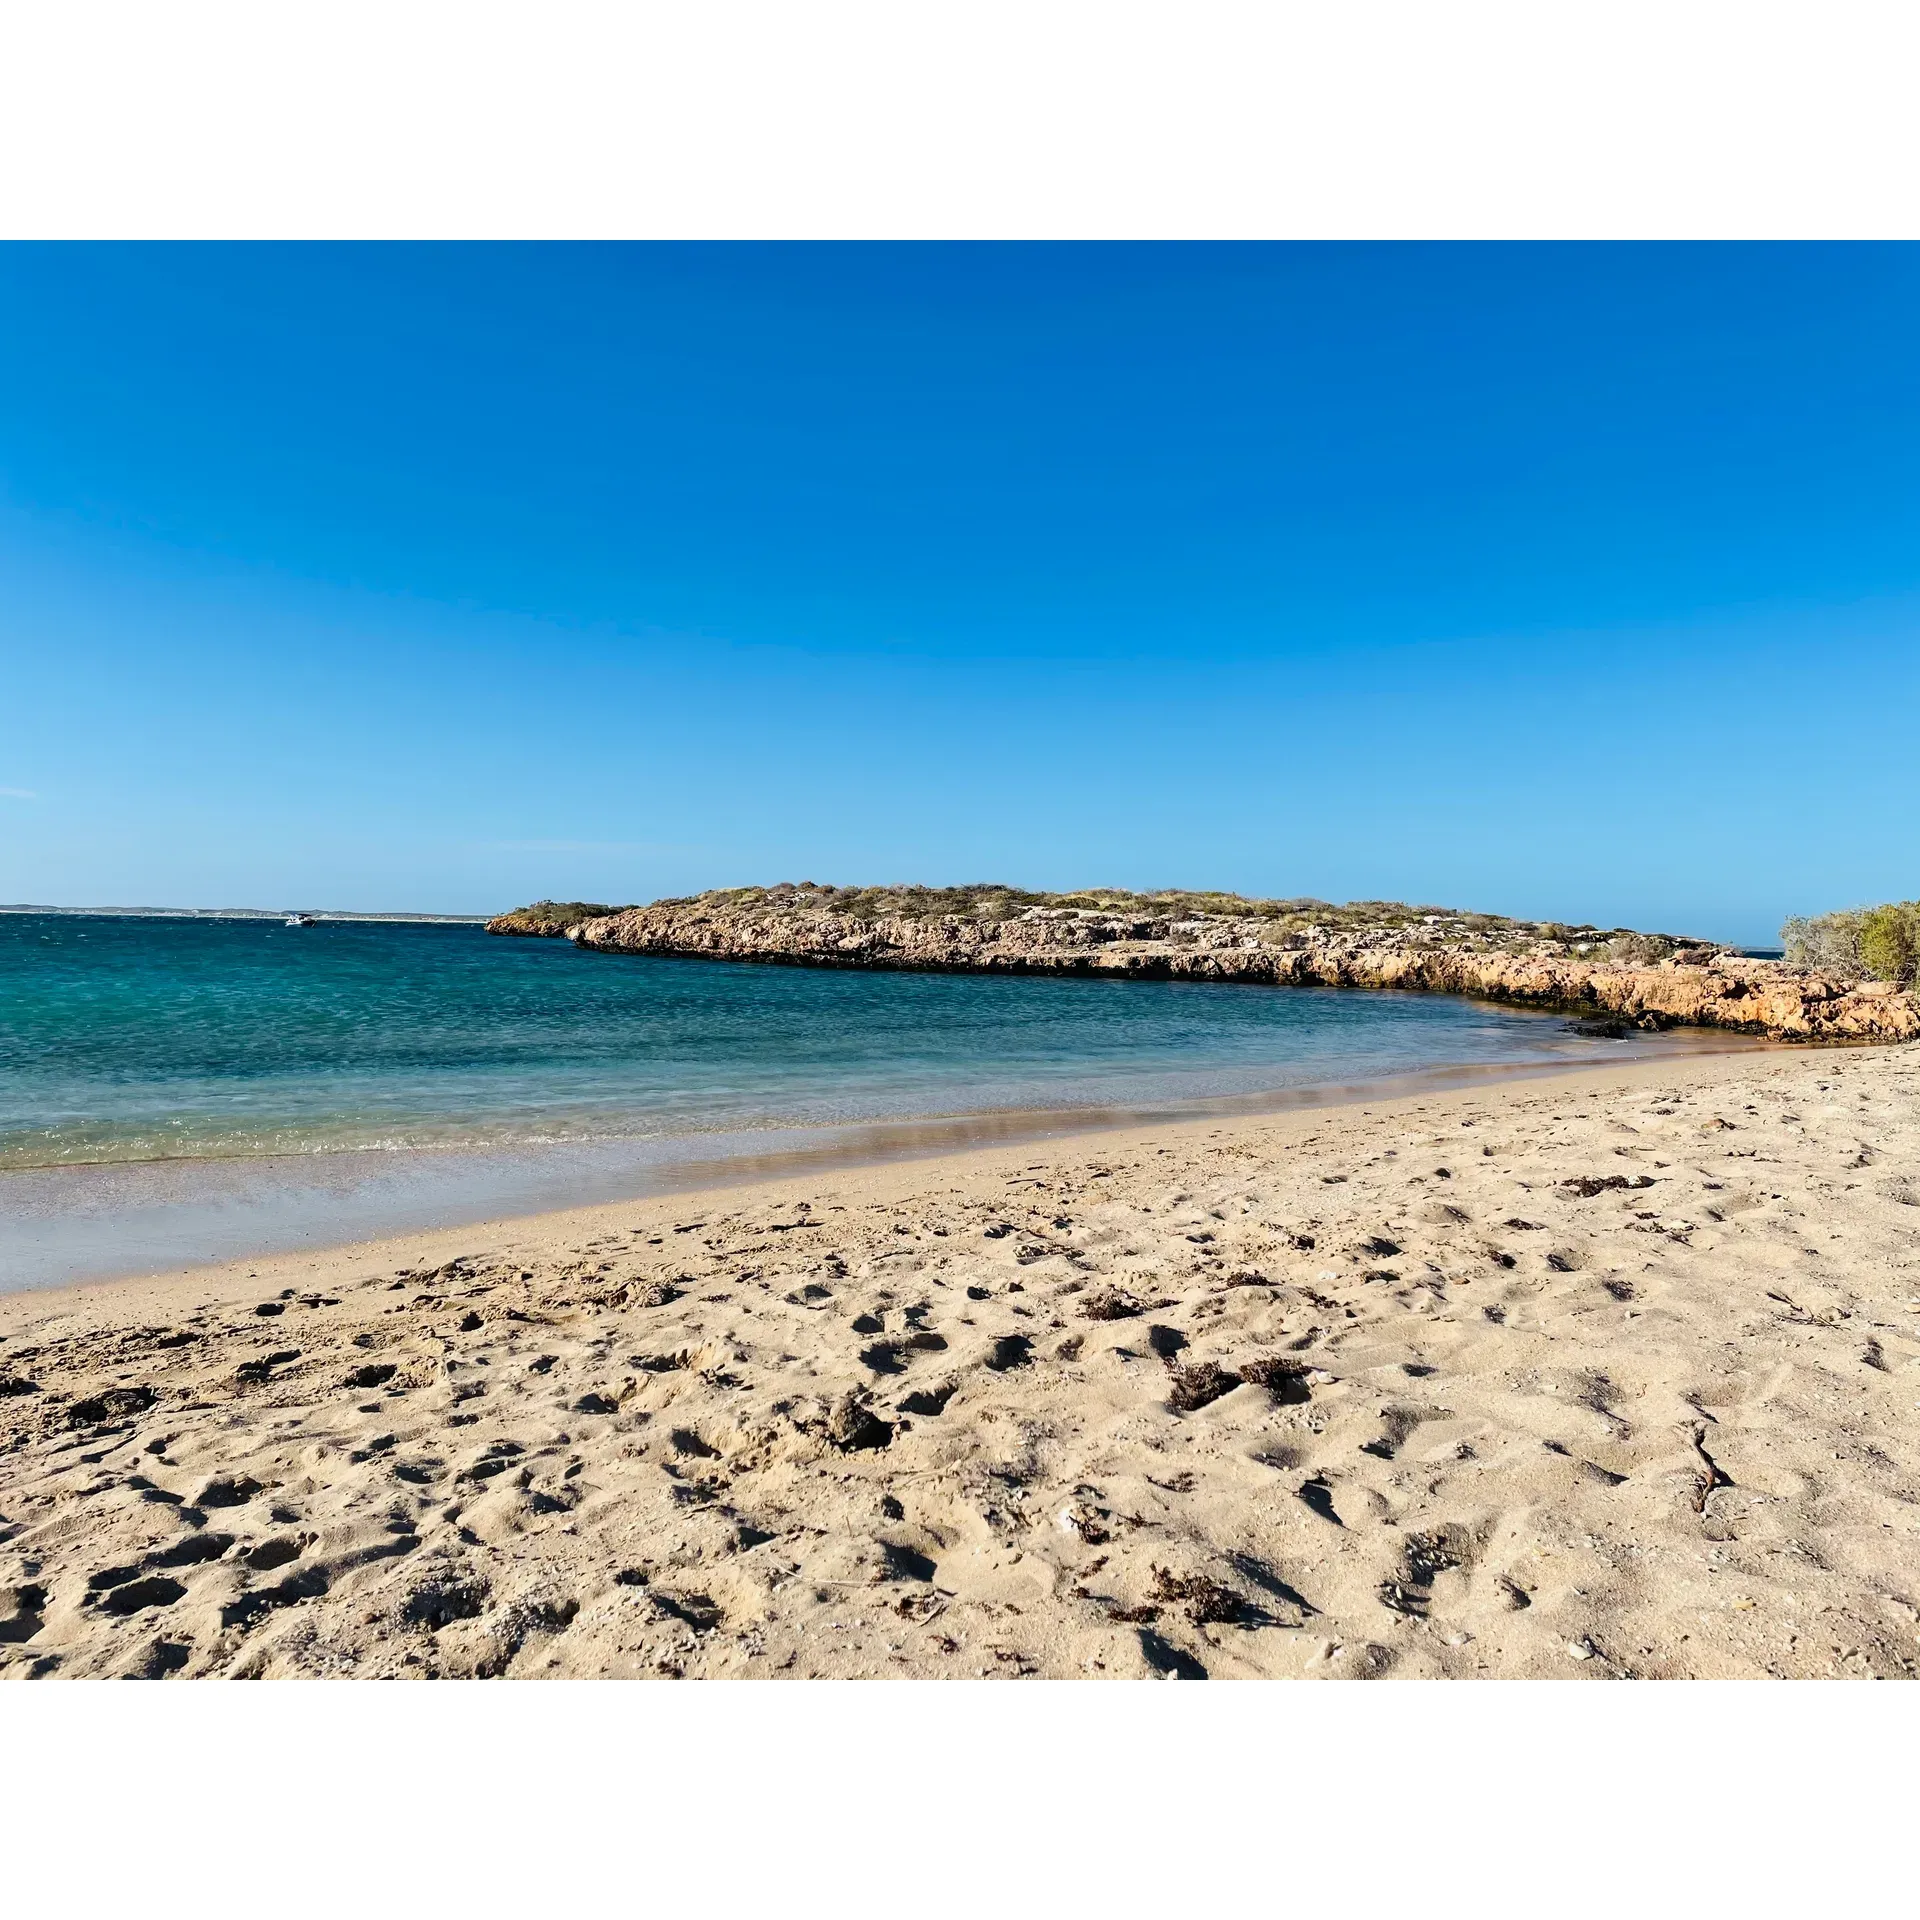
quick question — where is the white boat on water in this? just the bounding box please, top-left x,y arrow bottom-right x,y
285,913 -> 316,927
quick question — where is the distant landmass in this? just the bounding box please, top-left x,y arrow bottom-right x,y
0,905 -> 486,923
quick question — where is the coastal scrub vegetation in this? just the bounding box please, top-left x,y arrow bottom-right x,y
618,882 -> 1707,956
1784,901 -> 1920,985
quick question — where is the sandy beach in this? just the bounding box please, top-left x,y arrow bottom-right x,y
3,1041 -> 1916,1680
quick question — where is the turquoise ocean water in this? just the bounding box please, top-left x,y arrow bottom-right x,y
0,914 -> 1718,1287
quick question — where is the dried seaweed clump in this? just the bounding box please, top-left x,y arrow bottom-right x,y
1238,1355 -> 1312,1404
1166,1361 -> 1240,1412
1148,1566 -> 1245,1625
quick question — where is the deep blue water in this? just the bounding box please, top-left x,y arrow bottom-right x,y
2,913 -> 1634,1170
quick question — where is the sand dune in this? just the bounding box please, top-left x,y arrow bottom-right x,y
3,1044 -> 1917,1679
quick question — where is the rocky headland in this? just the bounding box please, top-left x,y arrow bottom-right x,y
487,885 -> 1920,1044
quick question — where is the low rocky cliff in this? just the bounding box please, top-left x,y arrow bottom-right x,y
488,884 -> 1920,1043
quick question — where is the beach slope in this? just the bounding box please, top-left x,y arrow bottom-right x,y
3,1044 -> 1917,1679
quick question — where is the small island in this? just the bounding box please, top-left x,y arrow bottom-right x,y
488,883 -> 1920,1043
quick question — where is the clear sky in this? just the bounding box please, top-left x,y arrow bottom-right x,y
2,243 -> 1916,945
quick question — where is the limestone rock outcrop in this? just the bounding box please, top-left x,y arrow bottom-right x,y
485,900 -> 619,938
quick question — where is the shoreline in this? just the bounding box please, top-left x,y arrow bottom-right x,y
6,1048 -> 1751,1316
1,1023 -> 1772,1296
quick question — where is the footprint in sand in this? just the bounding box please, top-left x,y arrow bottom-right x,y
98,1576 -> 187,1617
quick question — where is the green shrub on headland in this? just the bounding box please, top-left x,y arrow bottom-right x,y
1782,901 -> 1920,985
1860,906 -> 1918,985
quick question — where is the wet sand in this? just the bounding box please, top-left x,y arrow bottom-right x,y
3,1042 -> 1916,1679
0,1025 -> 1762,1293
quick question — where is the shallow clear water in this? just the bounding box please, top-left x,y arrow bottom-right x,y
7,913 -> 1639,1168
0,913 -> 1734,1289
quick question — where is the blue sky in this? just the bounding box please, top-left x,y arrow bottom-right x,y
2,243 -> 1916,945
